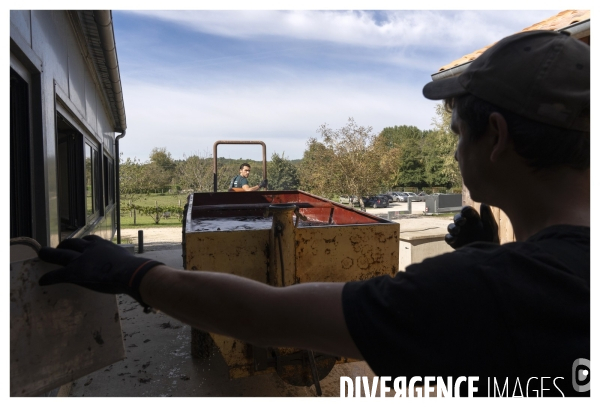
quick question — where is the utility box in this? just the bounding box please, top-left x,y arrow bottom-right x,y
424,194 -> 463,214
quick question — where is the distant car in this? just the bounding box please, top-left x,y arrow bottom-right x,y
381,194 -> 395,204
339,195 -> 352,204
418,191 -> 428,197
389,192 -> 402,202
404,192 -> 424,202
339,195 -> 359,205
395,192 -> 409,202
376,195 -> 391,207
363,196 -> 388,208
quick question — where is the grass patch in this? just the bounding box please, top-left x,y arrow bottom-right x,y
120,193 -> 187,229
123,193 -> 188,207
120,215 -> 183,229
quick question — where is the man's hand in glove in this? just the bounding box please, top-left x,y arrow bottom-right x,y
445,204 -> 500,249
259,179 -> 268,189
38,235 -> 163,311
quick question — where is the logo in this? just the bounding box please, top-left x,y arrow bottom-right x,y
572,358 -> 590,392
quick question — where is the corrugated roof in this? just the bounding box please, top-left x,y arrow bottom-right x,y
437,10 -> 590,73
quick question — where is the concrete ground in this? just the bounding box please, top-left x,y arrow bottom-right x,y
67,204 -> 454,397
68,247 -> 379,397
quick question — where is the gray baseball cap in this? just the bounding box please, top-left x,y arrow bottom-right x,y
422,30 -> 589,132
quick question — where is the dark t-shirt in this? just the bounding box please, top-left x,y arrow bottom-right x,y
232,175 -> 248,188
342,225 -> 590,397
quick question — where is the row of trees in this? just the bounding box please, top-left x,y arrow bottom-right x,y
296,107 -> 459,209
120,148 -> 301,205
119,104 -> 460,206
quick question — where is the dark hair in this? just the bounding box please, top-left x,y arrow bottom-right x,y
444,95 -> 589,170
240,163 -> 251,170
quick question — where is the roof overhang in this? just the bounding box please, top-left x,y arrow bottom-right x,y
68,10 -> 126,132
431,10 -> 590,81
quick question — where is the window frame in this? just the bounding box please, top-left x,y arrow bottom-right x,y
55,102 -> 104,240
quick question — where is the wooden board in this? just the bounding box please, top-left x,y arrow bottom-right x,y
10,256 -> 125,396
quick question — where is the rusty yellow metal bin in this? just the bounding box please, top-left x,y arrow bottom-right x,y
182,190 -> 399,390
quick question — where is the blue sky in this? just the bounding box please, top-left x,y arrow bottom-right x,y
114,9 -> 563,162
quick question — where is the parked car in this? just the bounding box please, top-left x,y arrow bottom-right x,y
339,195 -> 352,204
339,195 -> 359,205
363,196 -> 388,208
404,192 -> 424,202
376,195 -> 391,207
382,194 -> 395,204
389,192 -> 401,202
394,192 -> 409,202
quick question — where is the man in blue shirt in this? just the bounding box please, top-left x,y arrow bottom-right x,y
229,163 -> 267,191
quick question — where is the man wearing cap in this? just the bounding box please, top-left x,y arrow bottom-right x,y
37,31 -> 589,397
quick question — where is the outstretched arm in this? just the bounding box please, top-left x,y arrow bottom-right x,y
37,235 -> 361,359
141,266 -> 361,358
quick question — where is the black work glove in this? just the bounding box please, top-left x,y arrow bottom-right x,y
38,235 -> 163,312
259,179 -> 268,189
445,204 -> 500,249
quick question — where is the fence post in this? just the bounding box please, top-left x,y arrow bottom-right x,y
138,230 -> 144,254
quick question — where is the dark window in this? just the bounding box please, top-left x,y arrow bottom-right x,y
56,113 -> 85,241
84,143 -> 102,217
104,154 -> 114,207
10,68 -> 32,239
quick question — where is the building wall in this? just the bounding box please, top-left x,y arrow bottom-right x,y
10,10 -> 118,246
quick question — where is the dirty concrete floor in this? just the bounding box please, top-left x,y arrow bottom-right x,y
68,248 -> 378,397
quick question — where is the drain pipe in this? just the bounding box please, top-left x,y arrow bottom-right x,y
115,130 -> 126,244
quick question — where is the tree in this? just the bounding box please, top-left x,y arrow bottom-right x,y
149,147 -> 175,173
269,152 -> 299,190
299,118 -> 400,210
298,140 -> 336,197
146,147 -> 176,192
177,151 -> 214,192
378,125 -> 428,189
422,104 -> 461,188
119,155 -> 151,203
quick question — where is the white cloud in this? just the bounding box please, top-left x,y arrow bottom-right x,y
115,9 -> 565,162
126,10 -> 560,52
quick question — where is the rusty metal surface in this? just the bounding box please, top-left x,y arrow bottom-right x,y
185,229 -> 269,282
295,224 -> 398,283
268,204 -> 296,287
252,346 -> 337,388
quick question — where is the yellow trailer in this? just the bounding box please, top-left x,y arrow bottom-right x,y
182,190 -> 399,392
